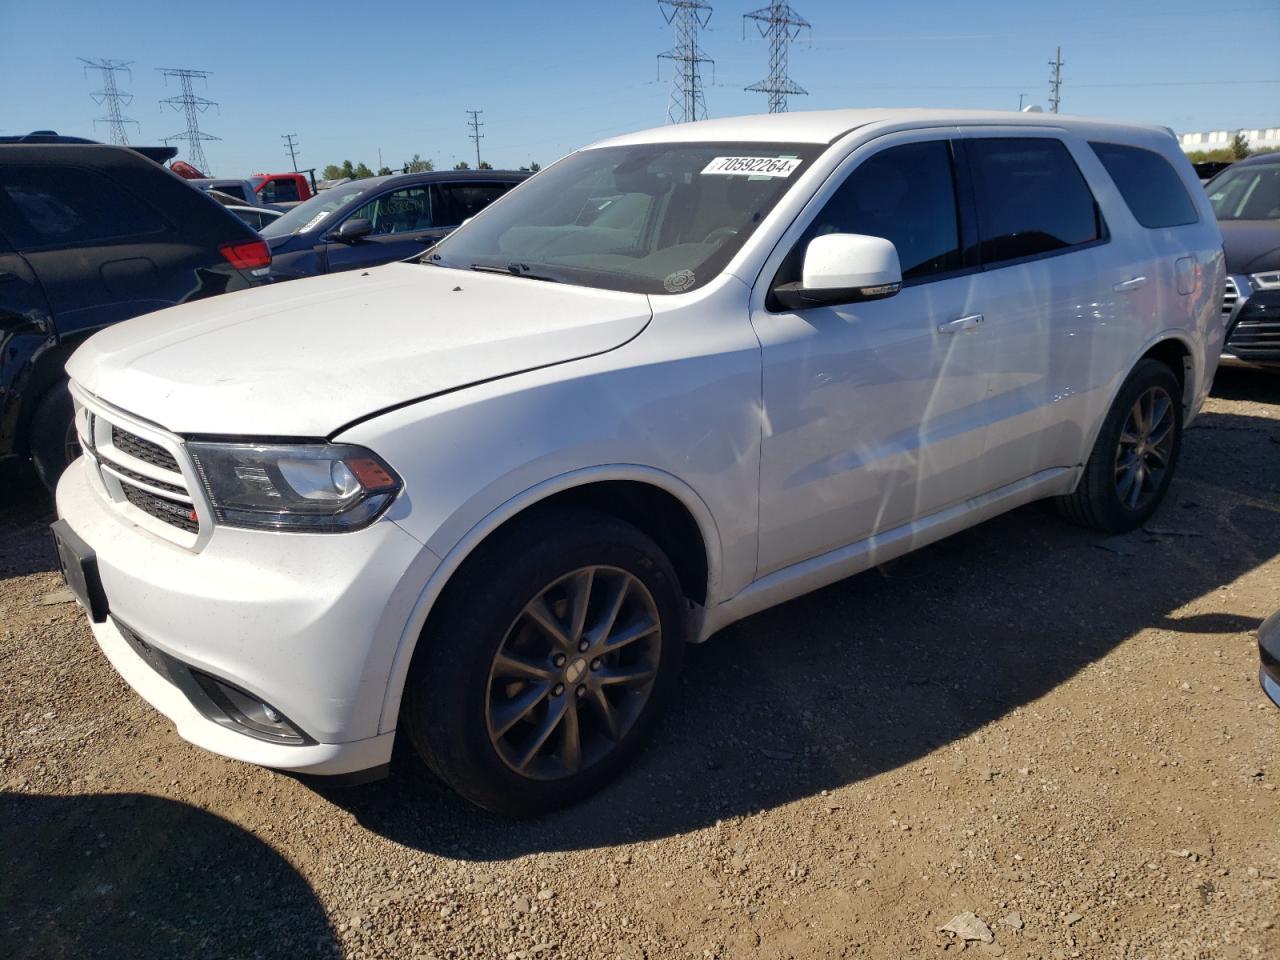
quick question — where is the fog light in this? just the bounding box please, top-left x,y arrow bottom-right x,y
190,670 -> 307,744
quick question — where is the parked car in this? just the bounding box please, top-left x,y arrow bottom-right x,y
250,172 -> 315,206
0,130 -> 176,166
260,170 -> 528,280
1260,610 -> 1280,709
0,143 -> 271,489
1206,153 -> 1280,368
53,110 -> 1222,813
186,178 -> 269,206
225,204 -> 283,231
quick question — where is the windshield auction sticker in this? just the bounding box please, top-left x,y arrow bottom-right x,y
701,156 -> 803,177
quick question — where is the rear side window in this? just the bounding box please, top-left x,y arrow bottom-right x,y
431,182 -> 510,227
260,179 -> 300,204
1090,142 -> 1198,228
0,165 -> 169,250
967,138 -> 1103,266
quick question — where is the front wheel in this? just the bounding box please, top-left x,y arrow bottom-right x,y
1055,358 -> 1183,532
401,507 -> 686,815
30,381 -> 79,493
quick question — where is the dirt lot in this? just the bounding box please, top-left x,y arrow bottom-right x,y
2,368 -> 1278,960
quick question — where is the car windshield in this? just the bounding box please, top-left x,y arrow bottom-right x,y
1206,163 -> 1280,221
426,141 -> 824,295
260,183 -> 372,238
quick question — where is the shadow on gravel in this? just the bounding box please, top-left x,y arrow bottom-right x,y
1210,365 -> 1280,403
0,792 -> 339,960
334,402 -> 1280,861
0,466 -> 57,578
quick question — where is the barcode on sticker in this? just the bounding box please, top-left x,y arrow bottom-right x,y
701,156 -> 802,177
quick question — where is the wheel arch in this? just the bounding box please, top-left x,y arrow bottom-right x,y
378,465 -> 723,734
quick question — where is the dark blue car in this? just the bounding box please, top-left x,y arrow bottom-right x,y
260,170 -> 529,280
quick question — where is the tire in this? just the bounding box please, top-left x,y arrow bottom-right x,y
401,506 -> 687,815
30,380 -> 79,493
1054,358 -> 1183,532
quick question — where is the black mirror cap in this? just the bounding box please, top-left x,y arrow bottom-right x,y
332,218 -> 373,243
770,280 -> 901,312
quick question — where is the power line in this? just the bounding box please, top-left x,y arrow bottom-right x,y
743,2 -> 810,114
79,58 -> 138,146
1048,46 -> 1064,114
157,67 -> 219,174
282,133 -> 300,171
466,109 -> 484,168
658,1 -> 714,124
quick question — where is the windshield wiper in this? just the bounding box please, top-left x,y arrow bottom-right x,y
469,262 -> 561,283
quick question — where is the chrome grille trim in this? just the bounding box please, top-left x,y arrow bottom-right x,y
1222,277 -> 1239,320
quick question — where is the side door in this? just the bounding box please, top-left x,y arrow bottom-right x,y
953,131 -> 1116,491
321,185 -> 438,273
751,133 -> 995,576
0,237 -> 55,459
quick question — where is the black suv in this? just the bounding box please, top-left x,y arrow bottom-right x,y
260,170 -> 529,281
1206,152 -> 1280,368
0,142 -> 272,488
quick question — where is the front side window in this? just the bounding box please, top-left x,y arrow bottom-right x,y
1206,164 -> 1280,221
428,142 -> 824,295
346,186 -> 433,236
1089,142 -> 1197,229
0,165 -> 168,249
967,138 -> 1103,266
777,139 -> 963,289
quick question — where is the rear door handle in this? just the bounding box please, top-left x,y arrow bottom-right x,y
938,313 -> 984,334
1113,276 -> 1148,293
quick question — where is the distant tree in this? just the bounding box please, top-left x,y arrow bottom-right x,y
340,160 -> 355,179
1230,132 -> 1251,160
478,160 -> 493,170
321,163 -> 344,180
453,161 -> 470,170
529,161 -> 541,172
404,153 -> 433,173
377,166 -> 392,176
353,162 -> 375,179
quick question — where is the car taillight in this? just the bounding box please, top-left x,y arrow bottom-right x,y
219,239 -> 271,271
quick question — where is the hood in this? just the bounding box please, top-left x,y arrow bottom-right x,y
1219,219 -> 1280,274
68,263 -> 651,436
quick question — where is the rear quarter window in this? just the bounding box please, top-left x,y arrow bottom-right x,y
0,165 -> 170,250
1090,142 -> 1198,229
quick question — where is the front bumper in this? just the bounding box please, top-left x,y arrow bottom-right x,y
1224,280 -> 1280,367
1259,611 -> 1280,710
55,456 -> 438,775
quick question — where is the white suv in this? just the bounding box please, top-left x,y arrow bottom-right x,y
53,110 -> 1224,813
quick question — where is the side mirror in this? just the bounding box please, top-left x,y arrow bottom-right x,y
772,233 -> 902,310
331,218 -> 372,243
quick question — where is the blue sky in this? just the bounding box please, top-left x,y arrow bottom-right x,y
2,0 -> 1277,176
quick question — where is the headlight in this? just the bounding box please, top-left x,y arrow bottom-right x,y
188,441 -> 401,532
1249,271 -> 1280,291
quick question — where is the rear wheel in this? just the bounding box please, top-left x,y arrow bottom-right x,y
30,381 -> 79,493
1055,358 -> 1183,532
402,507 -> 686,814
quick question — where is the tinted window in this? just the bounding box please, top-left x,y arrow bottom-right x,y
220,184 -> 248,201
431,182 -> 510,227
783,140 -> 963,285
347,186 -> 433,235
1090,142 -> 1197,228
1206,163 -> 1280,221
0,165 -> 168,249
968,138 -> 1102,265
260,179 -> 300,203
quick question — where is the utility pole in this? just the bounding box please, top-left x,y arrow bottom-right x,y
466,109 -> 484,168
157,67 -> 219,174
1048,47 -> 1064,114
282,133 -> 300,171
1018,92 -> 1027,111
658,1 -> 714,124
743,1 -> 810,114
79,58 -> 138,146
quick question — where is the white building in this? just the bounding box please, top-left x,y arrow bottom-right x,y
1179,126 -> 1280,153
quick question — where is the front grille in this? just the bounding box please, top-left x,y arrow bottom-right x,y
1222,277 -> 1239,321
1226,317 -> 1280,352
111,426 -> 180,473
101,460 -> 188,496
121,483 -> 199,533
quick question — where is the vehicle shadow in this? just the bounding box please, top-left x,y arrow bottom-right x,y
1211,364 -> 1279,403
0,466 -> 56,578
331,406 -> 1280,861
0,792 -> 339,960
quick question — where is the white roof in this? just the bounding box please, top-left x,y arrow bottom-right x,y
588,108 -> 1171,149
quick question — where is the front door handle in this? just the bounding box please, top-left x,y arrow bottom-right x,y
938,313 -> 984,335
1113,276 -> 1148,293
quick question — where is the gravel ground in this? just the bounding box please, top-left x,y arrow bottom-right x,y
2,368 -> 1278,960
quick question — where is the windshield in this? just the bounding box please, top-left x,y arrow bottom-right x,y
427,141 -> 823,295
1206,163 -> 1280,221
260,183 -> 372,238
